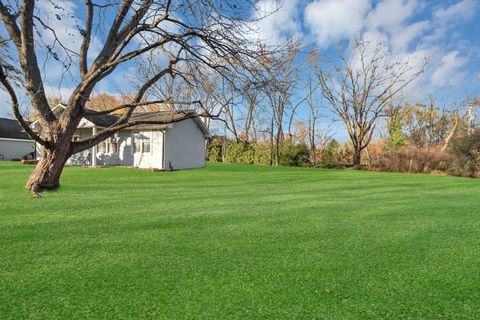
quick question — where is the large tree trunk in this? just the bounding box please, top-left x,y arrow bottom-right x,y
353,149 -> 362,169
26,144 -> 71,194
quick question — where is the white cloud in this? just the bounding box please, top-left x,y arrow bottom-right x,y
304,0 -> 370,47
252,0 -> 301,44
367,0 -> 430,51
434,0 -> 477,23
368,0 -> 418,30
35,1 -> 87,54
390,20 -> 430,51
302,0 -> 479,95
43,84 -> 75,101
423,0 -> 477,45
34,0 -> 103,85
430,50 -> 468,87
304,0 -> 429,51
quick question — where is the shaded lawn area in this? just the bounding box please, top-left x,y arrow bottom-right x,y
1,162 -> 480,319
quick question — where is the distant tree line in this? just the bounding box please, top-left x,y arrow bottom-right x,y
199,36 -> 479,178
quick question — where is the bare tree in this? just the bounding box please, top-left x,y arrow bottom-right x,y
302,51 -> 325,166
403,100 -> 456,172
0,0 -> 266,194
317,37 -> 425,168
241,84 -> 262,143
261,39 -> 301,166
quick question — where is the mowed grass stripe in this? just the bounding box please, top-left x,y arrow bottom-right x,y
0,162 -> 479,319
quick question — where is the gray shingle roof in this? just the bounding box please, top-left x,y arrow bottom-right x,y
31,105 -> 209,136
84,110 -> 208,134
0,118 -> 32,140
83,112 -> 120,127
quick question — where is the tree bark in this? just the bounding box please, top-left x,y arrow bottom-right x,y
353,149 -> 362,169
26,144 -> 71,194
441,113 -> 458,152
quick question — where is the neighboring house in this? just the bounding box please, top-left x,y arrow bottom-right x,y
31,104 -> 210,170
0,117 -> 35,161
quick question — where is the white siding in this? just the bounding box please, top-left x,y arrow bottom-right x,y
0,139 -> 35,160
133,130 -> 164,169
34,117 -> 207,171
164,118 -> 206,170
68,130 -> 135,167
95,130 -> 134,166
68,128 -> 97,166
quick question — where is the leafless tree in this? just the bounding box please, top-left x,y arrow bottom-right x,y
260,39 -> 301,166
402,99 -> 457,172
0,0 -> 267,194
301,51 -> 326,166
317,37 -> 426,168
240,84 -> 262,143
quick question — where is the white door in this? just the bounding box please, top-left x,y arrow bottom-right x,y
132,132 -> 151,168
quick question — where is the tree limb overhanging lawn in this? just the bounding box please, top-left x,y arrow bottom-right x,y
1,162 -> 479,319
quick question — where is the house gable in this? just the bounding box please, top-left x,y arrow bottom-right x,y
164,118 -> 206,170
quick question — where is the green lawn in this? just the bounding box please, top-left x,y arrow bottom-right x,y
1,162 -> 479,319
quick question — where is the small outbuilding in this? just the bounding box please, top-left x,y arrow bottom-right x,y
0,117 -> 35,161
32,104 -> 210,170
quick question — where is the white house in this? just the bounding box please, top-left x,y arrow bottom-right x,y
32,105 -> 210,170
0,117 -> 35,161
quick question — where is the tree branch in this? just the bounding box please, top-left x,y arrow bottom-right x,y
0,1 -> 21,46
80,0 -> 94,79
0,64 -> 48,147
18,0 -> 56,124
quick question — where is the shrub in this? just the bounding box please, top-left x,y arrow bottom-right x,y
279,141 -> 309,167
224,142 -> 255,164
206,139 -> 223,162
369,142 -> 451,173
449,130 -> 480,177
208,140 -> 312,167
320,140 -> 354,168
253,144 -> 271,166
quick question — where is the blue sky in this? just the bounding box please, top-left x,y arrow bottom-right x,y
249,0 -> 480,139
1,0 -> 479,139
253,0 -> 480,101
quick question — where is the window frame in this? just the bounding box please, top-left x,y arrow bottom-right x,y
132,131 -> 152,155
107,137 -> 119,155
97,137 -> 119,155
97,140 -> 107,154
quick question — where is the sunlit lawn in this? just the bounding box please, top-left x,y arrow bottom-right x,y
1,162 -> 479,319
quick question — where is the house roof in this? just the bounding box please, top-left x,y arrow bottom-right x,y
83,112 -> 120,128
0,118 -> 32,140
84,109 -> 197,127
84,109 -> 209,135
127,110 -> 209,135
32,104 -> 210,136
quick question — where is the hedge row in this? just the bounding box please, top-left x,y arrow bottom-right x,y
207,140 -> 310,167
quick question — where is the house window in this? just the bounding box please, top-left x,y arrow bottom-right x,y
133,133 -> 142,153
142,138 -> 151,153
97,138 -> 118,154
97,140 -> 107,154
133,132 -> 151,154
107,137 -> 118,154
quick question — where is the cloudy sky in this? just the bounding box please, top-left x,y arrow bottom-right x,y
254,0 -> 480,100
0,0 -> 479,121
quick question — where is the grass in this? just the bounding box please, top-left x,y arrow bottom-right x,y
1,162 -> 480,319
